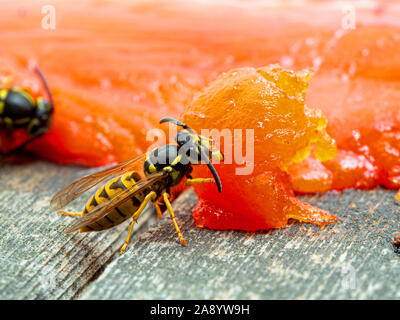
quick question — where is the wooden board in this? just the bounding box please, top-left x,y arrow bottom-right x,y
79,188 -> 400,300
1,161 -> 399,299
0,161 -> 156,300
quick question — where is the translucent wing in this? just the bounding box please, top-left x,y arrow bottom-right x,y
63,171 -> 165,233
50,154 -> 146,210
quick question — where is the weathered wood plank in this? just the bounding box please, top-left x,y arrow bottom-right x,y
0,161 -> 156,300
80,188 -> 400,300
1,161 -> 400,299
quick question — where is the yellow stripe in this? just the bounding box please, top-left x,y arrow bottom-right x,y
149,163 -> 157,173
0,101 -> 4,114
85,196 -> 95,212
121,173 -> 132,189
94,188 -> 108,206
84,171 -> 140,219
171,154 -> 182,166
188,132 -> 200,143
36,97 -> 46,109
0,89 -> 8,100
27,118 -> 39,132
105,177 -> 122,198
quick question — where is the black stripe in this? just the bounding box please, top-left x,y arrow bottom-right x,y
99,187 -> 109,199
132,195 -> 142,207
115,207 -> 126,218
95,221 -> 104,228
83,207 -> 88,214
109,177 -> 127,190
144,160 -> 150,172
104,215 -> 114,224
128,172 -> 141,182
89,196 -> 98,208
86,225 -> 94,230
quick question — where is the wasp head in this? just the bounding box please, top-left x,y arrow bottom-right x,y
28,97 -> 54,135
160,117 -> 224,193
27,68 -> 54,135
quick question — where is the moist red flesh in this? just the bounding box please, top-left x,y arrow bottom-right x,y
1,1 -> 400,230
182,65 -> 338,230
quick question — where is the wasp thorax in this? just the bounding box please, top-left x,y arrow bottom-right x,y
148,144 -> 179,167
144,144 -> 190,186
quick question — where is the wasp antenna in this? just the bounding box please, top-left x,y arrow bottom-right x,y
199,147 -> 222,193
159,117 -> 190,130
34,67 -> 54,108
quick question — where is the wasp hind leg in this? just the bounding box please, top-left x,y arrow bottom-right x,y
163,192 -> 187,247
185,178 -> 215,186
59,210 -> 82,217
120,191 -> 157,254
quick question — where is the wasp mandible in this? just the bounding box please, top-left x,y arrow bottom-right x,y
50,117 -> 224,254
0,67 -> 54,158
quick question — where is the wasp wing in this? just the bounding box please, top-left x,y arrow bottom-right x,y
63,171 -> 165,233
50,154 -> 146,210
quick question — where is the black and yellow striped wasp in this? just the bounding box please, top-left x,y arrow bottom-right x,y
0,68 -> 54,158
50,117 -> 224,254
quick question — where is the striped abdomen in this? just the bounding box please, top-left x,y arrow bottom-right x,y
80,171 -> 145,232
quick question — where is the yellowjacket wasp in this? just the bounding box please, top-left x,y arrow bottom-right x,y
0,68 -> 54,158
50,117 -> 224,253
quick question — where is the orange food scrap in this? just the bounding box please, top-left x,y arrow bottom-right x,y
2,1 -> 400,233
287,157 -> 333,194
394,232 -> 400,254
182,65 -> 338,230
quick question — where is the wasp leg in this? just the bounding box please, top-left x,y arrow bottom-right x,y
163,192 -> 187,246
59,210 -> 83,217
120,191 -> 157,254
186,178 -> 215,186
154,202 -> 163,219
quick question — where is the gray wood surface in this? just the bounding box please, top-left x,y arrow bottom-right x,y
0,161 -> 156,300
0,161 -> 399,299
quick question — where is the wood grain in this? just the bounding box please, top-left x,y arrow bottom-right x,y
1,161 -> 399,299
0,161 -> 156,300
80,188 -> 400,299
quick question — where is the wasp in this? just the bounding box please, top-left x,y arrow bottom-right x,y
50,117 -> 224,254
0,67 -> 54,158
